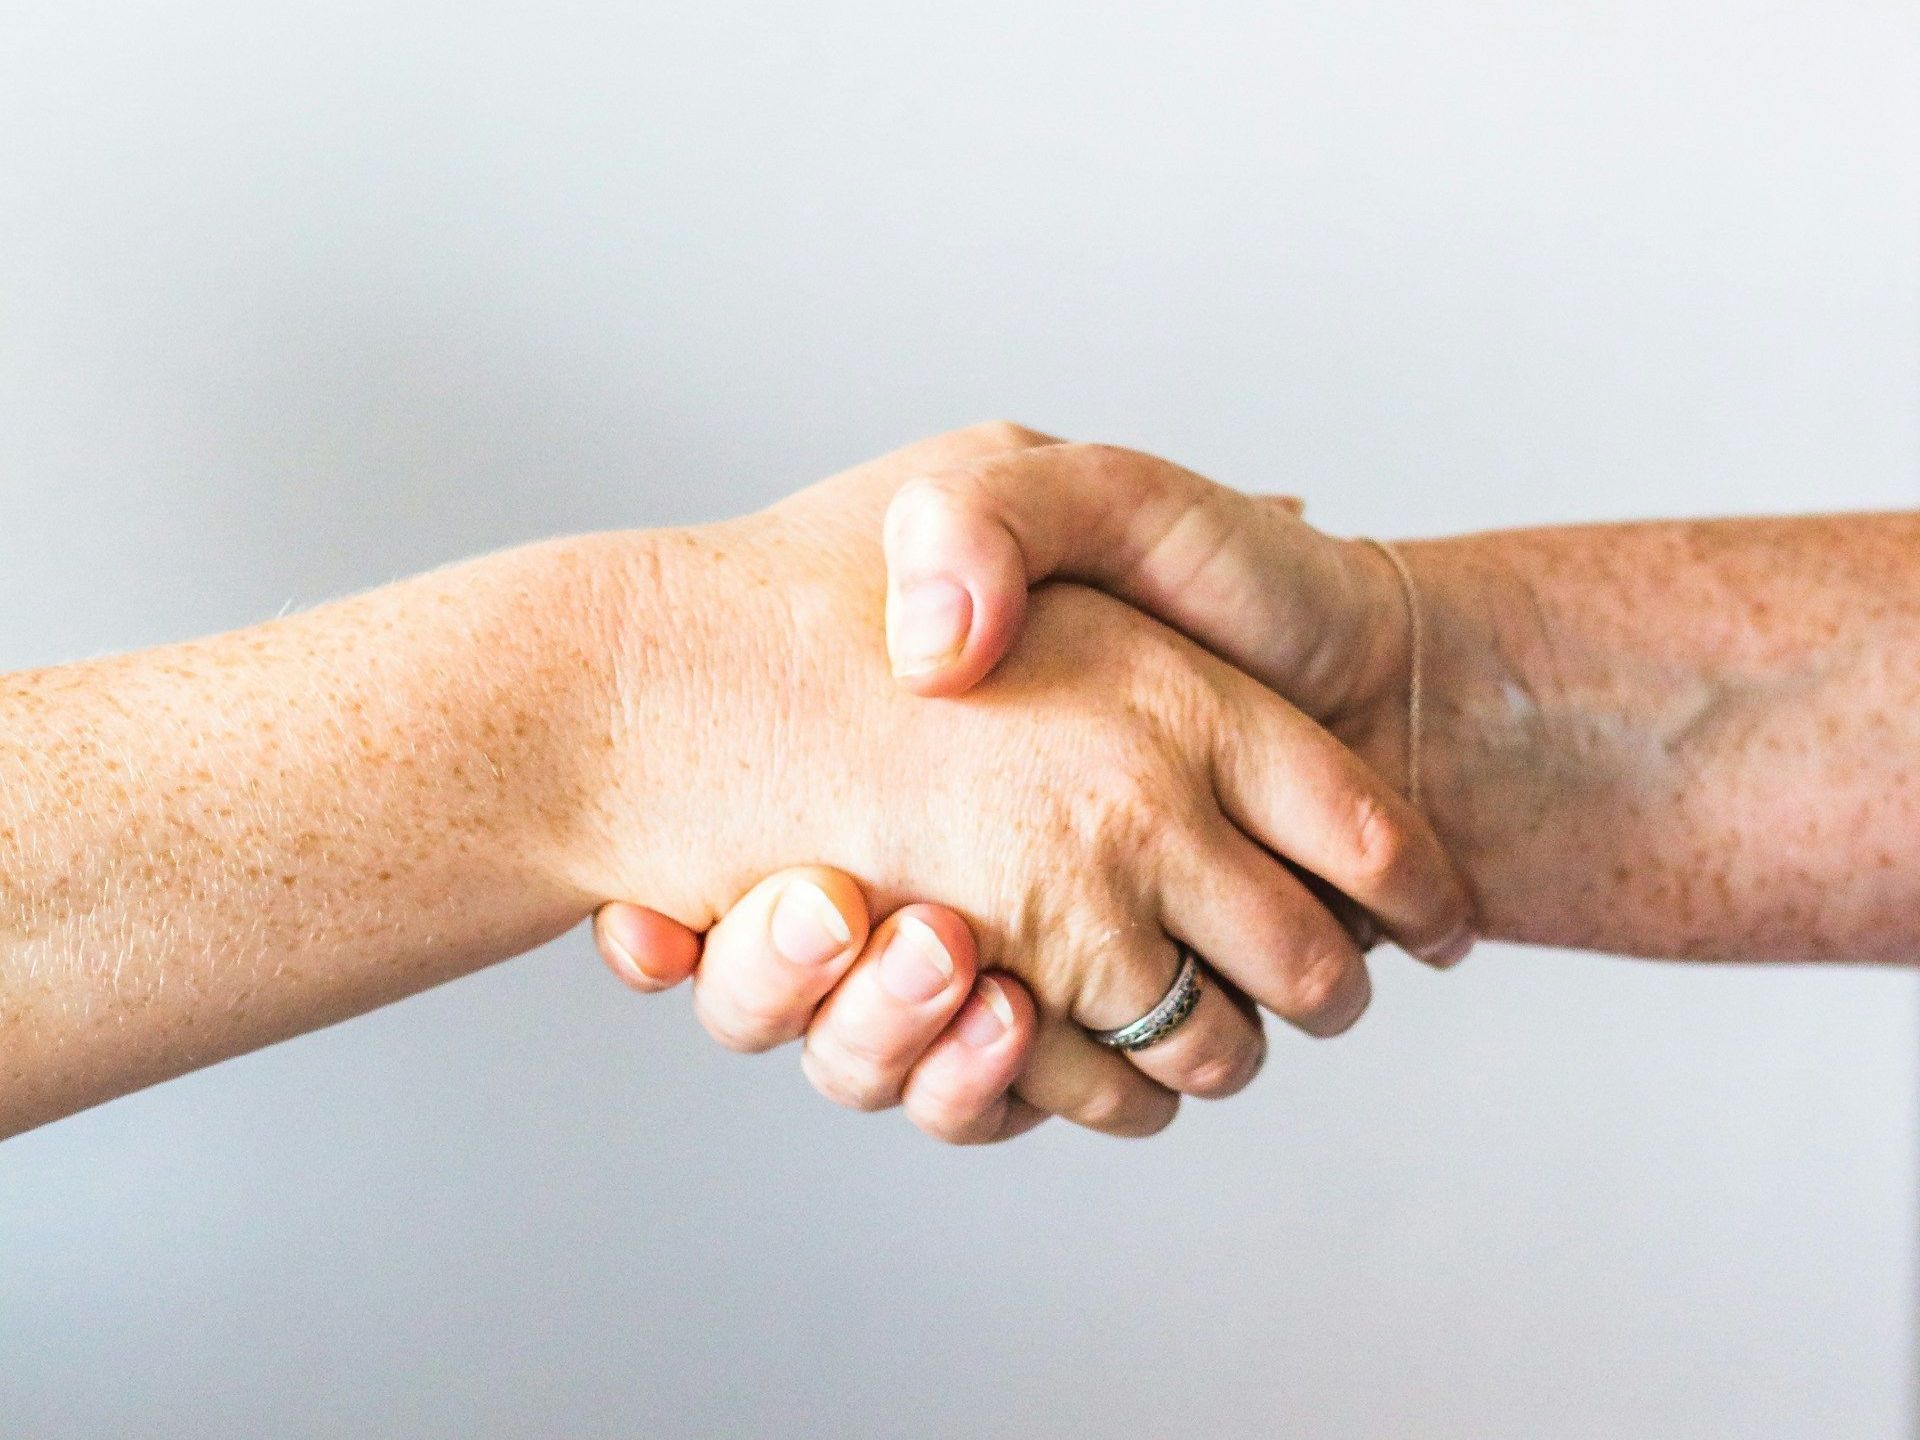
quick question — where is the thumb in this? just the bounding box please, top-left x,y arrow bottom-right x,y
882,475 -> 1030,696
882,443 -> 1284,697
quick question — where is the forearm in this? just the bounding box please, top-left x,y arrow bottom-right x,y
0,533 -> 657,1136
1401,513 -> 1920,963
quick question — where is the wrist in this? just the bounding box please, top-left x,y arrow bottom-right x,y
1382,537 -> 1538,929
1324,537 -> 1421,799
543,516 -> 831,929
1324,533 -> 1539,930
432,532 -> 662,929
529,525 -> 709,921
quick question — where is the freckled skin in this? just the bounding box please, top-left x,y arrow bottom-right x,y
1397,514 -> 1920,963
0,452 -> 1456,1139
0,538 -> 622,1134
15,430 -> 1898,1141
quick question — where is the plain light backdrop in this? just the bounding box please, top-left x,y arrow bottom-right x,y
2,4 -> 1917,1437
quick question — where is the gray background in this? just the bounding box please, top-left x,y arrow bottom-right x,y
2,3 -> 1916,1437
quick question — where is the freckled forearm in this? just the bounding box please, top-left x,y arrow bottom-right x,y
0,532 -> 678,1136
1399,514 -> 1920,963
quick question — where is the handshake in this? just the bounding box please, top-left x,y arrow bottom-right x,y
579,422 -> 1478,1146
5,414 -> 1898,1141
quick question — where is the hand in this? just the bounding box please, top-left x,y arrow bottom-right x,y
597,871 -> 1046,1144
569,425 -> 1471,1138
879,429 -> 1419,795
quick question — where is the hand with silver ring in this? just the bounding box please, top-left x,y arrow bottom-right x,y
587,425 -> 1473,1144
1089,948 -> 1205,1053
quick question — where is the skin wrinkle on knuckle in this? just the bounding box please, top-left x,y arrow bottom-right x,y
1137,484 -> 1246,608
803,1030 -> 901,1108
1061,934 -> 1141,1027
1182,1043 -> 1263,1099
1070,1083 -> 1136,1133
694,984 -> 797,1054
1285,945 -> 1360,1025
1069,1072 -> 1179,1137
698,1009 -> 774,1055
803,1047 -> 896,1113
914,1108 -> 997,1146
1344,788 -> 1414,890
814,1012 -> 900,1072
886,474 -> 958,542
1072,444 -> 1196,566
905,1089 -> 987,1142
715,974 -> 813,1039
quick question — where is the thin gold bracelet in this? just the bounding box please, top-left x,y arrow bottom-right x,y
1361,538 -> 1423,812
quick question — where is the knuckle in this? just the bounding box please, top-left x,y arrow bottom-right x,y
1344,790 -> 1415,888
1050,919 -> 1157,1026
1313,986 -> 1370,1038
1125,653 -> 1219,751
905,1093 -> 990,1145
1285,947 -> 1360,1024
1411,900 -> 1475,966
887,473 -> 957,529
1072,1083 -> 1135,1133
693,990 -> 785,1054
1181,1041 -> 1265,1099
911,1115 -> 970,1145
1088,782 -> 1167,862
699,1009 -> 777,1055
815,1016 -> 897,1072
1123,1093 -> 1180,1138
886,474 -> 981,554
802,1041 -> 898,1113
1059,747 -> 1196,867
709,986 -> 804,1053
1074,1080 -> 1175,1138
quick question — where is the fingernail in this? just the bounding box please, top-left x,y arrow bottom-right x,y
769,881 -> 852,967
599,919 -> 645,984
878,914 -> 955,1002
956,977 -> 1014,1047
887,577 -> 971,677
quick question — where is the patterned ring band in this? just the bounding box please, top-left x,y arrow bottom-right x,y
1089,948 -> 1204,1052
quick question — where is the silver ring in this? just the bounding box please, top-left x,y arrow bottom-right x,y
1090,948 -> 1203,1052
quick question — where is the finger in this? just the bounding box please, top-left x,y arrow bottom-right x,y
1206,673 -> 1475,967
1013,1016 -> 1180,1139
1068,929 -> 1271,1095
690,868 -> 870,1053
1286,860 -> 1384,952
800,904 -> 978,1112
594,902 -> 703,993
1161,822 -> 1374,1038
883,443 -> 1289,695
900,973 -> 1043,1144
969,1095 -> 1050,1145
